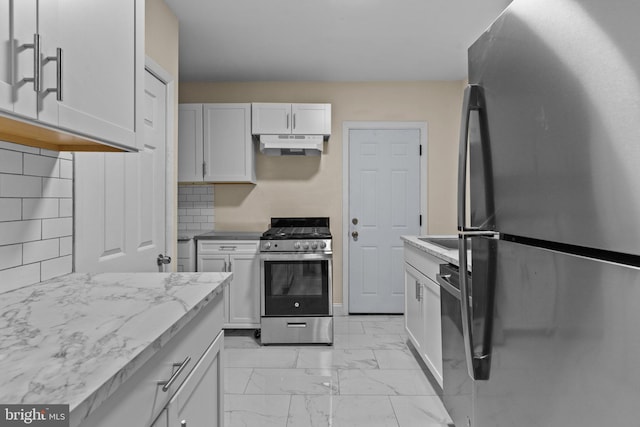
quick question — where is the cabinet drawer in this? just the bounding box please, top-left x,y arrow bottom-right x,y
404,244 -> 441,282
197,240 -> 258,254
77,289 -> 224,427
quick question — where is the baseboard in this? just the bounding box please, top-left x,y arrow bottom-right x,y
333,303 -> 345,316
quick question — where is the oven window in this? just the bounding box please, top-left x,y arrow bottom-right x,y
264,260 -> 330,315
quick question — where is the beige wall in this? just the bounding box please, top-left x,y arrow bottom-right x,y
145,0 -> 180,265
180,81 -> 464,305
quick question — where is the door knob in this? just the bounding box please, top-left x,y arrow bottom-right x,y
157,254 -> 172,266
351,231 -> 359,239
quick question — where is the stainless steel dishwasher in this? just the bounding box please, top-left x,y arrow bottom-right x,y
437,263 -> 473,427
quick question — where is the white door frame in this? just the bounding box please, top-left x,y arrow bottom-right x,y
144,56 -> 176,268
342,121 -> 428,314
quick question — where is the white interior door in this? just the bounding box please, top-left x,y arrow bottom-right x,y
74,70 -> 167,272
348,128 -> 421,313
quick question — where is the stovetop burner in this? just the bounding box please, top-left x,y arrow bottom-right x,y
261,217 -> 332,240
261,217 -> 332,252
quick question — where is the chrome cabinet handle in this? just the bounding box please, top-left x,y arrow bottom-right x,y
223,260 -> 227,272
228,260 -> 232,271
22,34 -> 41,92
181,421 -> 187,427
44,47 -> 62,101
220,246 -> 237,251
293,113 -> 296,130
286,113 -> 290,130
415,280 -> 420,302
158,356 -> 191,392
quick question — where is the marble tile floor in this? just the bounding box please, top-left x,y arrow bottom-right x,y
223,315 -> 453,427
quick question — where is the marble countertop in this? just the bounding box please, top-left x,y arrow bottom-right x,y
0,272 -> 232,425
402,235 -> 472,269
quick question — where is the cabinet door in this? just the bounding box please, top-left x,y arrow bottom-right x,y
203,103 -> 254,183
228,251 -> 260,326
404,263 -> 425,352
422,277 -> 443,386
38,0 -> 141,150
178,104 -> 204,182
251,103 -> 291,134
167,331 -> 224,427
0,0 -> 38,118
291,103 -> 331,135
198,254 -> 227,273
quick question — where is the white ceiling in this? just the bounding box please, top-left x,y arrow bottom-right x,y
164,0 -> 513,82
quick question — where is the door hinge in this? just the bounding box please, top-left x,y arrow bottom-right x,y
419,145 -> 422,156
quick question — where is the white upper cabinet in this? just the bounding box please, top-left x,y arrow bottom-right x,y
0,0 -> 143,152
0,0 -> 38,119
252,103 -> 331,136
178,104 -> 204,182
203,103 -> 255,183
178,103 -> 255,183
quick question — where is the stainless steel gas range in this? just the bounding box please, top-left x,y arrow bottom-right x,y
259,217 -> 333,345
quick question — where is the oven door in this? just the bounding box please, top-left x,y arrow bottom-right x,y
261,252 -> 333,317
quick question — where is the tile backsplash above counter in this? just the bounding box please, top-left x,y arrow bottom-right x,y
0,141 -> 73,292
178,184 -> 215,233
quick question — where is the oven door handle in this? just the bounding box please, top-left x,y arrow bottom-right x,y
260,253 -> 333,261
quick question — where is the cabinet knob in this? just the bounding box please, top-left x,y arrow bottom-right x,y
181,421 -> 187,427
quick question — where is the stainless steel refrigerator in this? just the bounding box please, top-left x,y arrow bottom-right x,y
441,0 -> 640,426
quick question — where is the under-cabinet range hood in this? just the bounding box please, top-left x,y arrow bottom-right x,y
259,134 -> 324,156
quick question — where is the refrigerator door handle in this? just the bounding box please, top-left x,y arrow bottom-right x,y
458,84 -> 479,233
458,84 -> 497,381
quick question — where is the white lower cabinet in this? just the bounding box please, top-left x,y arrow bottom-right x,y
152,331 -> 224,427
77,289 -> 224,427
177,239 -> 196,272
404,245 -> 443,387
197,240 -> 260,328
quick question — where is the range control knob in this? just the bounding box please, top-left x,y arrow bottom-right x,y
311,241 -> 318,250
263,242 -> 271,250
319,241 -> 327,249
302,241 -> 310,250
294,241 -> 301,249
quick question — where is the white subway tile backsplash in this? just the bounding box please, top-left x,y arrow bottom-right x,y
41,255 -> 72,281
42,217 -> 72,239
0,141 -> 39,154
23,239 -> 60,264
178,184 -> 215,232
0,220 -> 41,245
0,149 -> 23,174
23,198 -> 59,220
59,159 -> 73,179
0,244 -> 22,270
59,198 -> 73,217
0,174 -> 42,197
59,236 -> 72,256
0,263 -> 41,293
192,186 -> 208,195
0,147 -> 74,291
0,198 -> 22,221
24,153 -> 60,177
42,177 -> 73,198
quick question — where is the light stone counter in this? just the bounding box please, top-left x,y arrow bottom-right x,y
0,272 -> 232,425
401,235 -> 461,266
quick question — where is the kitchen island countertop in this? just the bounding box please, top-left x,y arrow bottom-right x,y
0,272 -> 232,426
